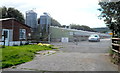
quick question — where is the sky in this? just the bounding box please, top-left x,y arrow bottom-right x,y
0,0 -> 107,28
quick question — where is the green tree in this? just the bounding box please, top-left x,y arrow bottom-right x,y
70,24 -> 95,31
38,18 -> 40,24
1,6 -> 7,18
51,18 -> 61,26
38,17 -> 61,27
98,2 -> 120,37
0,6 -> 25,23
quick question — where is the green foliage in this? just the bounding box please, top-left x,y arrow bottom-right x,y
0,49 -> 2,67
1,45 -> 56,68
98,2 -> 120,37
109,49 -> 114,55
0,6 -> 25,23
38,17 -> 61,27
70,24 -> 95,31
51,18 -> 61,26
93,27 -> 110,33
0,45 -> 5,48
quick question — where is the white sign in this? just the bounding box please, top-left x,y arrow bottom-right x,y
61,37 -> 69,43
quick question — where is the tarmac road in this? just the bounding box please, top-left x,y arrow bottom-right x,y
3,38 -> 118,71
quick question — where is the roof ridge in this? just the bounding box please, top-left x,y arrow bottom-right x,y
0,18 -> 15,21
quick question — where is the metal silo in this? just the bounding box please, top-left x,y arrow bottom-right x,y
40,12 -> 51,33
39,12 -> 51,42
25,10 -> 37,29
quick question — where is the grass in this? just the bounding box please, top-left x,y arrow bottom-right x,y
109,49 -> 114,55
0,44 -> 57,68
108,48 -> 119,65
0,48 -> 2,69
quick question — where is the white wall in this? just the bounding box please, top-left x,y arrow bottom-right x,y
0,41 -> 27,46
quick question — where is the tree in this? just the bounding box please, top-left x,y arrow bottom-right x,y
0,6 -> 25,23
1,6 -> 7,18
51,18 -> 61,26
98,1 -> 120,37
38,18 -> 40,24
59,25 -> 69,28
38,17 -> 61,27
70,24 -> 95,32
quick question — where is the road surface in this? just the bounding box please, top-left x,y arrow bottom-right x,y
3,38 -> 118,71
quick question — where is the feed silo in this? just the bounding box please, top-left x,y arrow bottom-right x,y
40,12 -> 51,32
25,10 -> 37,29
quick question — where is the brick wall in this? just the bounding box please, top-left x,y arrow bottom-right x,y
1,19 -> 31,41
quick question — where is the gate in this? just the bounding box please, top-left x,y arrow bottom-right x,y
112,38 -> 120,72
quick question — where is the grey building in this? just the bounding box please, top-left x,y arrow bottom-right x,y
40,12 -> 51,33
50,26 -> 111,42
25,10 -> 37,29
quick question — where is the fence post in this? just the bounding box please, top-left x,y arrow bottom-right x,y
111,38 -> 120,72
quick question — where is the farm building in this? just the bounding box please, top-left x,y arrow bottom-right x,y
0,18 -> 31,46
50,26 -> 111,42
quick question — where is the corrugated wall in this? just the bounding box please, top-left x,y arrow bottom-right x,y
50,26 -> 111,42
50,27 -> 73,42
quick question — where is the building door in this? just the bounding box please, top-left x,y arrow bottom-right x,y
2,29 -> 9,46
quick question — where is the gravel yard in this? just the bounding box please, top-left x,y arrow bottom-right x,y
2,38 -> 118,71
51,39 -> 112,53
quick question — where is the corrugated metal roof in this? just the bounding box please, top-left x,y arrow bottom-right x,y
50,26 -> 110,36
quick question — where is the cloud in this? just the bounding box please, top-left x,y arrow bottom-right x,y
0,0 -> 106,28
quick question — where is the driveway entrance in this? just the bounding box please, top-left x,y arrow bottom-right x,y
3,39 -> 118,71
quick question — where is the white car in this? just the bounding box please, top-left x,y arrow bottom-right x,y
88,34 -> 100,42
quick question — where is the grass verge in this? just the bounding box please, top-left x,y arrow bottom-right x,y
109,49 -> 119,65
0,44 -> 57,68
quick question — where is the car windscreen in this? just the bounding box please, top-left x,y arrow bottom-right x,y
90,35 -> 98,37
95,35 -> 98,37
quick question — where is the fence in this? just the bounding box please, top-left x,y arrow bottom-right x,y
112,38 -> 120,54
111,38 -> 120,72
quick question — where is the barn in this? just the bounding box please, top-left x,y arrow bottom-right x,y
50,26 -> 111,42
0,18 -> 31,46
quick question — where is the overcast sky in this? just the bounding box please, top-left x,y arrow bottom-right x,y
0,0 -> 107,28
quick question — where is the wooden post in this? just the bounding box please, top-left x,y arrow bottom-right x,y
118,58 -> 120,73
118,46 -> 120,73
111,38 -> 120,65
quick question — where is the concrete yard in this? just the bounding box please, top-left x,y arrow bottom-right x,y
2,38 -> 118,71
